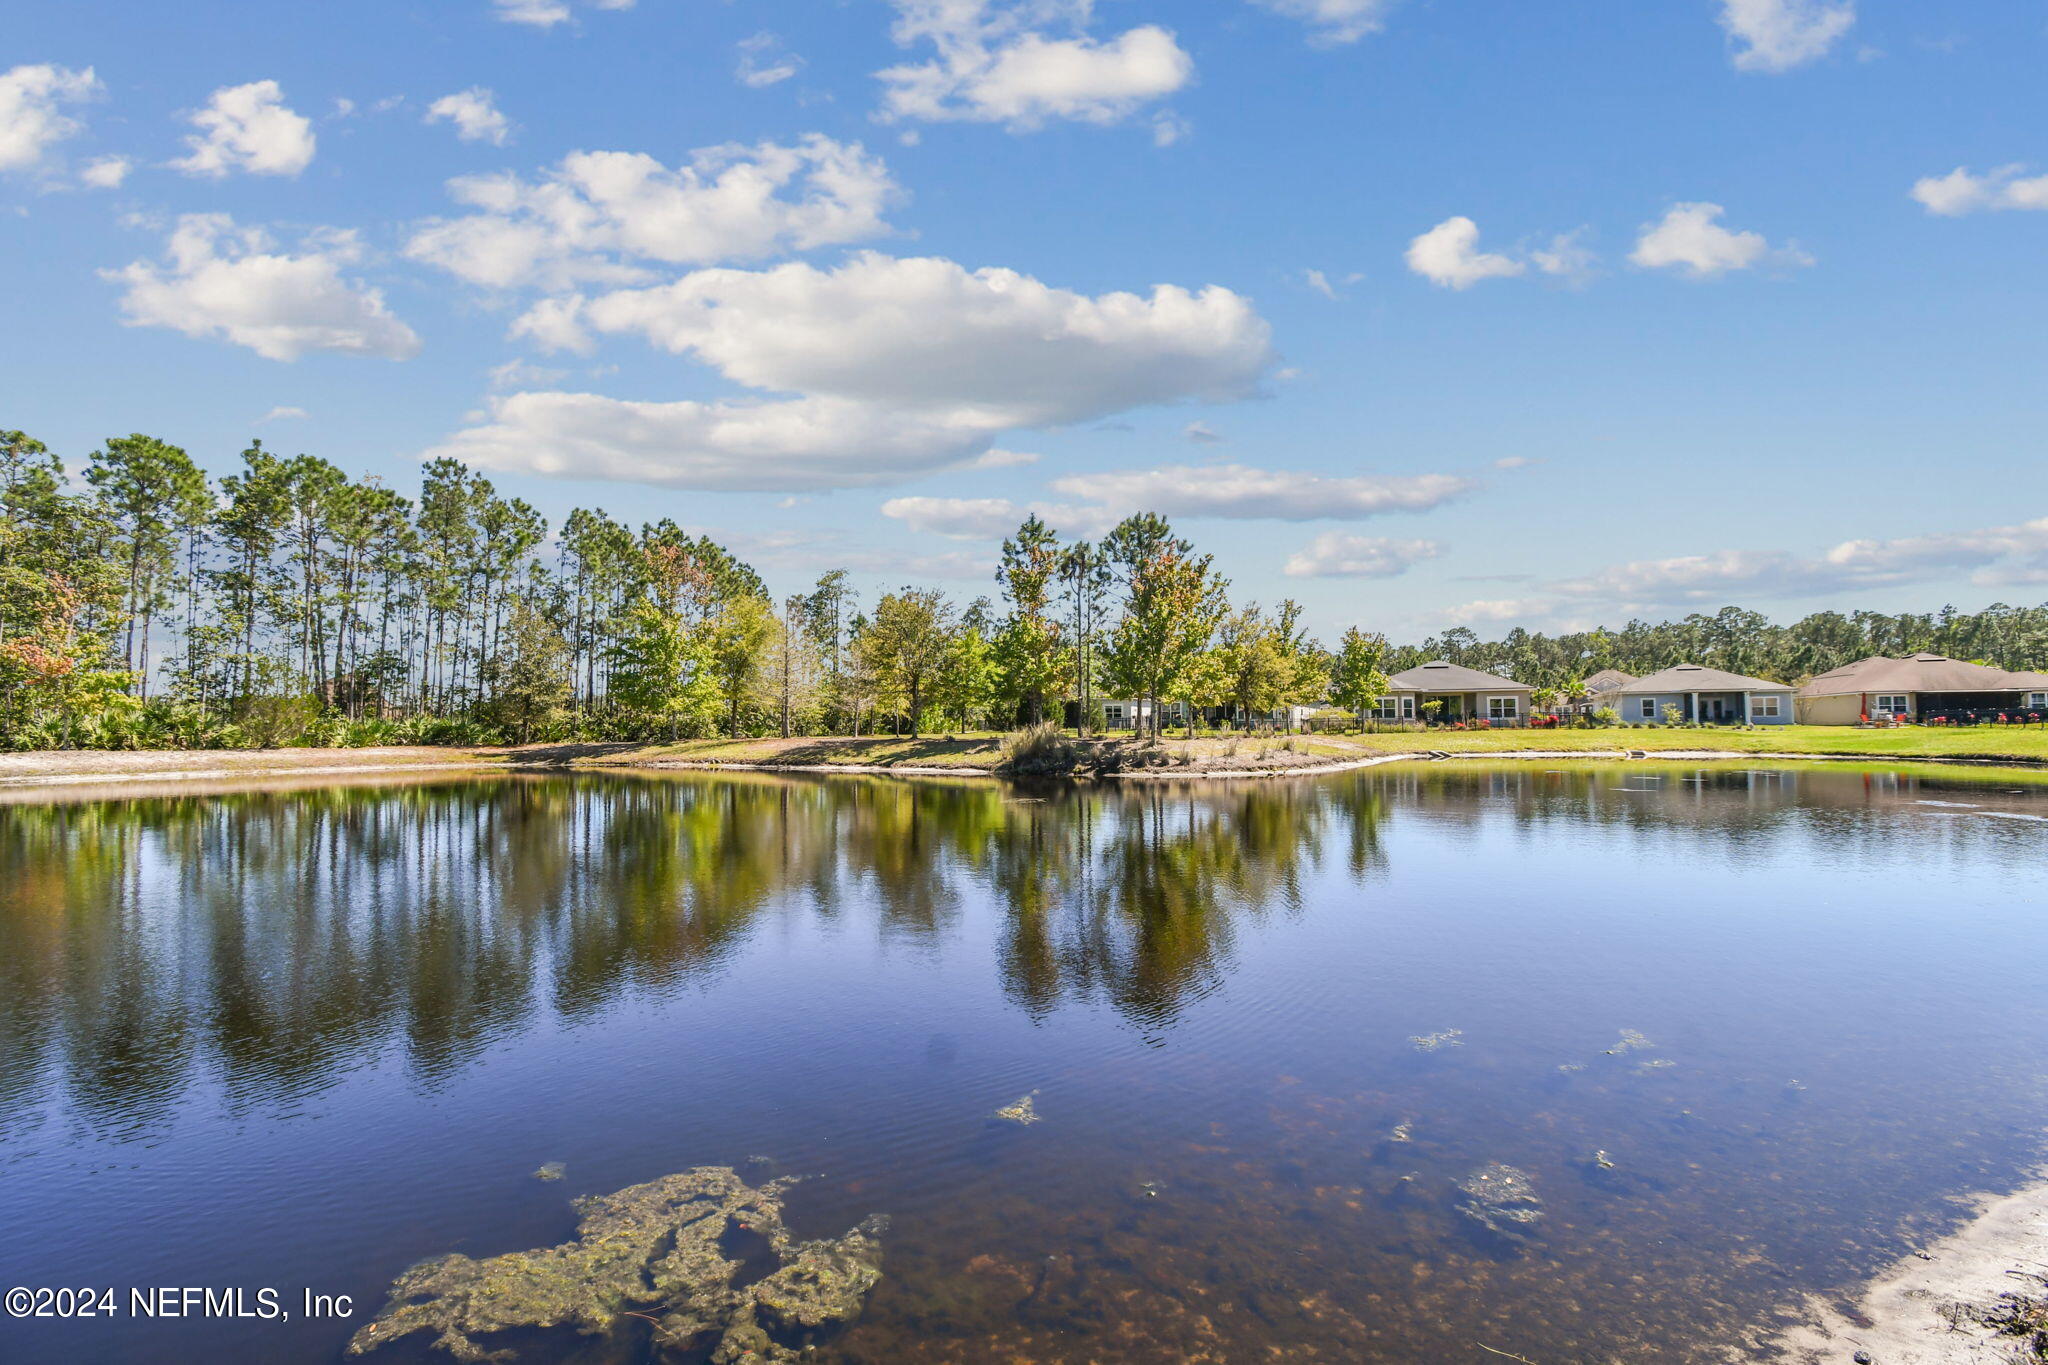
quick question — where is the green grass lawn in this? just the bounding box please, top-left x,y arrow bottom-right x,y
573,723 -> 2048,773
1319,724 -> 2048,763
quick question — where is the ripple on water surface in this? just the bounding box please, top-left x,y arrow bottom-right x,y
0,764 -> 2043,1363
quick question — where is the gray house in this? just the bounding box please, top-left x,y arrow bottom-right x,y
1607,664 -> 1795,726
1374,661 -> 1536,723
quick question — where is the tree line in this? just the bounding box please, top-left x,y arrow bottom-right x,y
0,429 -> 1356,749
3,426 -> 2042,749
1391,604 -> 2048,696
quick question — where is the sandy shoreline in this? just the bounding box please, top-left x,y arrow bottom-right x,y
1754,1170 -> 2048,1363
4,742 -> 2048,793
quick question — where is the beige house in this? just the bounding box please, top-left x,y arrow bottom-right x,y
1373,661 -> 1535,723
1607,664 -> 1795,726
1797,653 -> 2048,724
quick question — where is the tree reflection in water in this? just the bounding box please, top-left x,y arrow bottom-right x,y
0,773 -> 1373,1137
2,762 -> 2028,1140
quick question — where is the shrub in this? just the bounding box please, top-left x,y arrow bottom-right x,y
998,722 -> 1081,776
236,694 -> 321,749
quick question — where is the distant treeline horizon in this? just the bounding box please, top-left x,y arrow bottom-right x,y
1386,602 -> 2048,693
3,427 -> 2043,750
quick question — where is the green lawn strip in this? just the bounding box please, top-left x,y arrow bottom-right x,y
1324,725 -> 2048,763
577,725 -> 2048,774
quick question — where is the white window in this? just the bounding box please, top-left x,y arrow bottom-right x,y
1752,695 -> 1781,718
1874,694 -> 1910,716
1370,696 -> 1399,719
1639,698 -> 1658,720
2028,693 -> 2047,709
1488,696 -> 1518,719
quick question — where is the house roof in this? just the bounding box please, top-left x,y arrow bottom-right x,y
1612,663 -> 1791,695
1387,660 -> 1534,693
1798,653 -> 2044,697
1577,669 -> 1635,694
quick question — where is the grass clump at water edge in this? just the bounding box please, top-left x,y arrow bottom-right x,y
997,722 -> 1085,776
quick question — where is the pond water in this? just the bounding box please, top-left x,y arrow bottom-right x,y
1,763 -> 2045,1364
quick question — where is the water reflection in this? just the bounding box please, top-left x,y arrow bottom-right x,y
0,763 -> 2039,1142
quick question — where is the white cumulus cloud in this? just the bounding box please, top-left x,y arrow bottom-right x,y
1250,0 -> 1396,46
882,495 -> 1118,540
1910,165 -> 2048,216
406,135 -> 898,291
437,252 -> 1273,493
1629,202 -> 1810,278
0,64 -> 101,173
1405,216 -> 1525,289
172,80 -> 316,178
1283,533 -> 1441,579
1048,463 -> 1471,521
564,252 -> 1273,428
493,0 -> 634,27
736,33 -> 805,88
882,496 -> 1036,540
1530,228 -> 1598,283
426,88 -> 511,146
105,214 -> 420,362
877,0 -> 1193,131
1442,515 -> 2048,625
79,154 -> 131,188
426,392 -> 993,492
1718,0 -> 1855,73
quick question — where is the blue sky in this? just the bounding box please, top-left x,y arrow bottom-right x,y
4,0 -> 2045,638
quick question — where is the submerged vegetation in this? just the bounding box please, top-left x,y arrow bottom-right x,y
6,427 -> 2046,754
1455,1163 -> 1545,1243
347,1166 -> 886,1363
5,765 -> 2048,1362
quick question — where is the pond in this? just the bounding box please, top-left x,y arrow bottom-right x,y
1,763 -> 2045,1363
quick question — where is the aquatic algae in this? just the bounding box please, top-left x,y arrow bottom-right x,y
1409,1029 -> 1464,1053
1455,1163 -> 1544,1241
532,1161 -> 565,1182
1604,1029 -> 1653,1055
992,1090 -> 1040,1125
345,1166 -> 885,1363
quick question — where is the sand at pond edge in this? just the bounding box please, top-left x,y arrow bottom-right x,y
1755,1169 -> 2048,1363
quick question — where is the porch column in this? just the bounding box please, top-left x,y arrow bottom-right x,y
1742,690 -> 1750,724
1690,691 -> 1698,723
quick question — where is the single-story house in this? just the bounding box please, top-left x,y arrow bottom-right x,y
1561,668 -> 1635,717
1097,699 -> 1155,730
1797,654 -> 2048,725
1093,700 -> 1318,731
1372,660 -> 1536,723
1606,664 -> 1795,725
